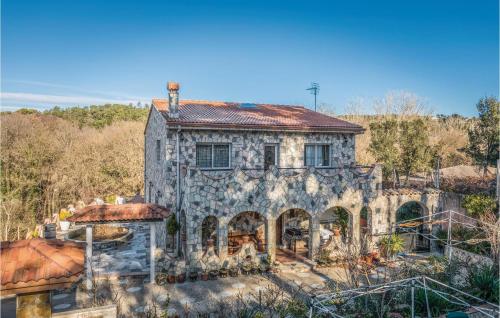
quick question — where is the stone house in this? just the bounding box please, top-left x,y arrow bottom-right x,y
144,82 -> 441,266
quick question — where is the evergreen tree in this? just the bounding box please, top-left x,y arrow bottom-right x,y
463,97 -> 499,175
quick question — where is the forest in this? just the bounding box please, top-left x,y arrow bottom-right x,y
1,96 -> 497,241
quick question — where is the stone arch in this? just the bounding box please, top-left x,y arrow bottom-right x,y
319,206 -> 354,243
227,211 -> 267,256
275,207 -> 313,260
395,201 -> 430,252
201,215 -> 219,254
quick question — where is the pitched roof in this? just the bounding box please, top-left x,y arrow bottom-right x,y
1,239 -> 84,295
67,203 -> 170,223
152,99 -> 364,133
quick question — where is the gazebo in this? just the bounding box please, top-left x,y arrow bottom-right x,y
0,239 -> 84,317
67,203 -> 170,287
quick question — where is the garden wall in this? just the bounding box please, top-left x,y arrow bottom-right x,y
445,245 -> 493,267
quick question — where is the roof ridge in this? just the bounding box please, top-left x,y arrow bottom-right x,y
29,240 -> 81,277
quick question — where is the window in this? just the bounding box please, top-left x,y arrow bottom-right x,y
304,144 -> 330,167
196,144 -> 230,169
155,191 -> 161,205
156,140 -> 161,162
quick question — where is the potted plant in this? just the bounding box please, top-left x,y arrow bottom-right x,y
59,209 -> 72,231
156,273 -> 168,285
188,268 -> 198,282
241,263 -> 252,275
166,216 -> 180,254
201,270 -> 209,281
219,267 -> 228,278
209,269 -> 219,280
229,266 -> 239,277
250,262 -> 259,275
167,271 -> 176,284
176,272 -> 186,284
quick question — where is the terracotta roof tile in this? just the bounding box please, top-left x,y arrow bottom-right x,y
0,239 -> 84,295
68,203 -> 170,223
152,99 -> 364,133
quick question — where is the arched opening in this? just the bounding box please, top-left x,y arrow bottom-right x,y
396,201 -> 429,253
227,211 -> 266,255
276,208 -> 311,260
319,207 -> 352,245
201,215 -> 218,254
359,207 -> 372,253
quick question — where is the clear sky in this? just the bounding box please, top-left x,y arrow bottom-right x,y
1,0 -> 498,116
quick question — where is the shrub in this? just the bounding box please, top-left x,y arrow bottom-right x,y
166,216 -> 180,236
462,194 -> 497,217
378,234 -> 405,257
467,264 -> 499,303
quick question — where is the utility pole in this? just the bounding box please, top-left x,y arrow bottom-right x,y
306,82 -> 320,111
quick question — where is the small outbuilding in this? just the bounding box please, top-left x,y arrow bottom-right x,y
0,239 -> 84,318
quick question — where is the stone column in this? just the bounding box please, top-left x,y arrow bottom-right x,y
86,224 -> 93,290
266,218 -> 276,261
351,212 -> 360,248
217,223 -> 228,261
150,222 -> 156,284
309,216 -> 321,259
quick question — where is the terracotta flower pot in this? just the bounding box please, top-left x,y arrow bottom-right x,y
333,228 -> 341,237
167,274 -> 176,284
201,272 -> 209,281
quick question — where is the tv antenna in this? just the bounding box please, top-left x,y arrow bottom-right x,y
306,82 -> 320,111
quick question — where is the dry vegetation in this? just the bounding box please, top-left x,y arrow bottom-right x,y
342,114 -> 471,167
0,112 -> 144,240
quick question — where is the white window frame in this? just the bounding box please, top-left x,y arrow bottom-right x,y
196,143 -> 231,170
304,144 -> 331,167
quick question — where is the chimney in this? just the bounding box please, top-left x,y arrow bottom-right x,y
167,82 -> 180,118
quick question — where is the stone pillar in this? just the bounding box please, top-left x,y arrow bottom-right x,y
309,216 -> 321,259
16,292 -> 51,318
150,222 -> 156,284
217,223 -> 228,261
266,218 -> 276,261
351,212 -> 360,248
86,224 -> 93,290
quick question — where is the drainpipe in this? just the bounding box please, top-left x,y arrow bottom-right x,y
176,126 -> 181,256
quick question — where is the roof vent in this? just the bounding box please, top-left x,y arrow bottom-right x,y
240,103 -> 257,109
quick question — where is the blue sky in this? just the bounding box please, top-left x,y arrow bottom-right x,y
1,0 -> 498,116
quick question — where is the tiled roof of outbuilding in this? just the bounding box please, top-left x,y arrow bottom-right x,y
1,239 -> 84,295
67,203 -> 170,223
152,99 -> 364,133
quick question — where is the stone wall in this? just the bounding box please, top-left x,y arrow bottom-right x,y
145,112 -> 358,213
182,165 -> 383,261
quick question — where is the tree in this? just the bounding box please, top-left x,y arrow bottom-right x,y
398,119 -> 433,182
463,97 -> 499,175
368,119 -> 399,179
